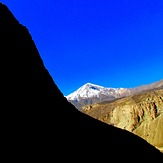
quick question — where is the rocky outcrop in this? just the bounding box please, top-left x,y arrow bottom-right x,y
82,89 -> 163,152
1,2 -> 163,162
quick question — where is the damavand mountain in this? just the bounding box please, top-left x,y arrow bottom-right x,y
1,2 -> 163,161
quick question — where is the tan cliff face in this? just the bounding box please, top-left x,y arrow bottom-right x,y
82,89 -> 163,152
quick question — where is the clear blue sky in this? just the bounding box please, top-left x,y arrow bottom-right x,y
2,0 -> 163,96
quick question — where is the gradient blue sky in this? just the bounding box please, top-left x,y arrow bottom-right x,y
2,0 -> 163,96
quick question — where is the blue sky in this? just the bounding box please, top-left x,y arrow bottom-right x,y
2,0 -> 163,96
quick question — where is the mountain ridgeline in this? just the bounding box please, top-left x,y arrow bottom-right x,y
66,81 -> 163,152
1,3 -> 163,161
82,87 -> 163,152
66,80 -> 163,110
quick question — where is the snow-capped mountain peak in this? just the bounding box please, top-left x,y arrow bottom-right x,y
65,80 -> 163,110
66,83 -> 103,100
66,83 -> 127,101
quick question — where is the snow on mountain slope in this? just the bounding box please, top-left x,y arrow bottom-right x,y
66,83 -> 128,101
65,80 -> 163,110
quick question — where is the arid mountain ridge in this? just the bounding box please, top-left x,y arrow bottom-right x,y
1,2 -> 163,161
66,79 -> 163,110
82,87 -> 163,152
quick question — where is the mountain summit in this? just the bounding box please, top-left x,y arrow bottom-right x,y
66,83 -> 128,100
66,80 -> 163,110
66,83 -> 129,110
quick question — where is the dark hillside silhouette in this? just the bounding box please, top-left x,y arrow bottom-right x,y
0,3 -> 163,162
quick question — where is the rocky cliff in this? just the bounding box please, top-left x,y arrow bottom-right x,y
82,89 -> 163,152
1,2 -> 163,162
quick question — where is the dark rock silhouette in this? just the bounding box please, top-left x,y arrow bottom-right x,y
1,3 -> 163,162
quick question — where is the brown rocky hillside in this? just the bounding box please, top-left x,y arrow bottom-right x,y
82,89 -> 163,152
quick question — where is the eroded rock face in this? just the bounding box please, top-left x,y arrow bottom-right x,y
82,89 -> 163,152
1,2 -> 163,161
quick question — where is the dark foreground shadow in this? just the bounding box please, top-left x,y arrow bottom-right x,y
0,3 -> 163,162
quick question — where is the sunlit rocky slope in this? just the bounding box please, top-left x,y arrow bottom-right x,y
82,88 -> 163,152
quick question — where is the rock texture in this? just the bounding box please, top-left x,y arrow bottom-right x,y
82,89 -> 163,152
1,2 -> 163,162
